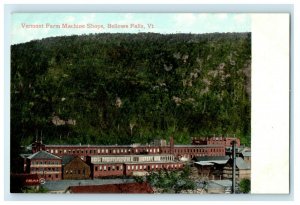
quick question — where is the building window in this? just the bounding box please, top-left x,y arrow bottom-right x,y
108,167 -> 111,171
128,166 -> 130,170
104,166 -> 106,171
95,167 -> 98,171
56,174 -> 58,178
140,165 -> 142,169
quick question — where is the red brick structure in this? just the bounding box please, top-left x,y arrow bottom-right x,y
161,145 -> 225,159
124,161 -> 184,176
19,136 -> 243,182
26,151 -> 62,181
41,144 -> 162,160
34,142 -> 225,161
62,156 -> 91,180
192,136 -> 240,147
67,182 -> 154,193
87,154 -> 183,178
32,140 -> 46,153
31,135 -> 230,160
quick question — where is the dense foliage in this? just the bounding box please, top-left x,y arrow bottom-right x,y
239,178 -> 251,193
11,33 -> 251,150
146,166 -> 196,193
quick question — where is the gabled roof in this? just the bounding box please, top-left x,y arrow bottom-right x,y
27,150 -> 61,160
62,155 -> 75,165
195,160 -> 228,166
235,157 -> 251,170
194,156 -> 230,166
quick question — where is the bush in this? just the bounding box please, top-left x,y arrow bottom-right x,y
239,178 -> 251,193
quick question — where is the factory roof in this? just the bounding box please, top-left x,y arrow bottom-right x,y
67,182 -> 153,193
27,150 -> 61,160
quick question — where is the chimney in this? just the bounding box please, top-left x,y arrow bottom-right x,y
170,136 -> 174,154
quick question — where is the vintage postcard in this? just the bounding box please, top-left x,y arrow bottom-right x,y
9,12 -> 287,195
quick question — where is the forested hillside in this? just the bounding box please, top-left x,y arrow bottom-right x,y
11,32 -> 251,148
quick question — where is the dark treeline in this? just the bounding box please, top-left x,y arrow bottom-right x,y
11,32 -> 251,151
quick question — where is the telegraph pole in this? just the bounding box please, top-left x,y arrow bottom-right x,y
231,140 -> 236,194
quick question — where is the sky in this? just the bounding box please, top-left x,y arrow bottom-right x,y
11,13 -> 251,45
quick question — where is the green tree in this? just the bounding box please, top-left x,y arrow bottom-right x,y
239,178 -> 251,193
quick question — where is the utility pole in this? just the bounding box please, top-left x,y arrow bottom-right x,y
231,140 -> 236,194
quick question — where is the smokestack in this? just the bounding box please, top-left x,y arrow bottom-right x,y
170,136 -> 174,154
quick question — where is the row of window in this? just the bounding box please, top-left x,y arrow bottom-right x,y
95,165 -> 123,172
48,148 -> 160,155
127,164 -> 181,171
31,161 -> 60,165
92,155 -> 174,163
174,148 -> 207,153
47,147 -> 223,156
94,163 -> 182,172
31,167 -> 59,171
65,169 -> 87,175
161,148 -> 224,153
